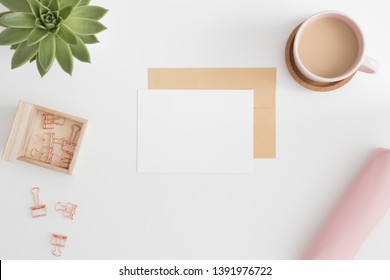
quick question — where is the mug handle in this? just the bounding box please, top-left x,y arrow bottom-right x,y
358,56 -> 379,73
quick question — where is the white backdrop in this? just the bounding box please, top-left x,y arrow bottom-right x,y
0,0 -> 389,259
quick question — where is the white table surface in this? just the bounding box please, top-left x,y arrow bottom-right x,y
0,0 -> 389,260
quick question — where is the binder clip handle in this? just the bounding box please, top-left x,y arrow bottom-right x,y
55,202 -> 66,212
31,187 -> 47,218
31,187 -> 41,207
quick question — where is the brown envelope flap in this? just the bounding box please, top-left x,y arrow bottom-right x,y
148,68 -> 276,108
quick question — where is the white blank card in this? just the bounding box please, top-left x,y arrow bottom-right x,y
137,90 -> 253,173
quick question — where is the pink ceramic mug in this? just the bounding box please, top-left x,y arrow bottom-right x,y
293,11 -> 379,83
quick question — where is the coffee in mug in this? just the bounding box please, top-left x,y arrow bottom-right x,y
293,11 -> 378,83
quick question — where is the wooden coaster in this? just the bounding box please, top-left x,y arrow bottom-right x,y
285,25 -> 355,92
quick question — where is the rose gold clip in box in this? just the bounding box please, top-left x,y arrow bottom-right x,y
31,187 -> 47,218
42,114 -> 65,129
2,101 -> 87,175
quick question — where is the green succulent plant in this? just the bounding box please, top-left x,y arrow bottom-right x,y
0,0 -> 107,76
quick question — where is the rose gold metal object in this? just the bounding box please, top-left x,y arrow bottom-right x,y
44,133 -> 65,146
51,234 -> 67,257
55,202 -> 78,220
31,187 -> 47,218
42,114 -> 65,129
60,151 -> 74,169
30,148 -> 54,164
29,133 -> 61,164
69,125 -> 81,144
31,123 -> 81,168
61,140 -> 77,154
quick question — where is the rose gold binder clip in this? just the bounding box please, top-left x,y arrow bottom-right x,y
51,234 -> 67,257
31,187 -> 47,218
69,125 -> 81,144
30,133 -> 59,163
55,126 -> 80,168
55,202 -> 78,220
62,140 -> 77,153
30,148 -> 54,164
42,114 -> 65,129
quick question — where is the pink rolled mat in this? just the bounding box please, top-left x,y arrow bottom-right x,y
303,148 -> 390,259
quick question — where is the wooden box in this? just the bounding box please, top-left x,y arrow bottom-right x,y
3,101 -> 87,175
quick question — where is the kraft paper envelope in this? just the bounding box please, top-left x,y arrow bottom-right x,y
149,68 -> 276,158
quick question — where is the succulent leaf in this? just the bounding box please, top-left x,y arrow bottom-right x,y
48,0 -> 60,11
55,36 -> 73,75
79,0 -> 90,6
60,0 -> 81,9
36,53 -> 48,77
0,0 -> 32,12
59,6 -> 73,21
77,34 -> 99,44
65,17 -> 106,35
38,1 -> 50,14
41,0 -> 50,6
35,18 -> 46,29
38,33 -> 56,71
0,11 -> 11,27
0,28 -> 32,45
0,12 -> 36,28
70,35 -> 90,62
27,0 -> 39,18
11,41 -> 40,69
72,6 -> 108,20
27,27 -> 49,45
57,24 -> 78,45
